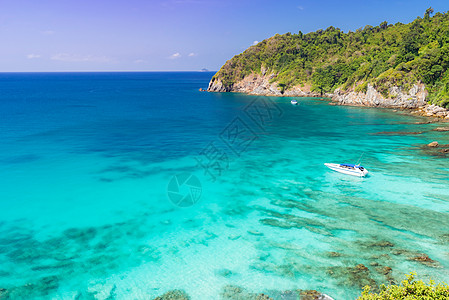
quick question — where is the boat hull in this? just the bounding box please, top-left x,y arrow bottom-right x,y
324,163 -> 368,177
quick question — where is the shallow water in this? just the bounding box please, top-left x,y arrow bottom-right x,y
0,72 -> 448,299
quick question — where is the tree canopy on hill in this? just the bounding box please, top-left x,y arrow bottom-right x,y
212,9 -> 449,108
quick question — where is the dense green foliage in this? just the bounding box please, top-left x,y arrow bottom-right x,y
358,273 -> 449,299
212,9 -> 449,108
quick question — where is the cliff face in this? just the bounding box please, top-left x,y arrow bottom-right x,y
208,73 -> 427,108
208,72 -> 322,97
332,84 -> 427,109
331,83 -> 448,118
208,74 -> 449,118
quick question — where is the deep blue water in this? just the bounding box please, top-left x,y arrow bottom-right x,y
0,72 -> 448,299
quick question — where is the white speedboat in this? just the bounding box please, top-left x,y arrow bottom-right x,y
324,163 -> 368,177
291,99 -> 298,105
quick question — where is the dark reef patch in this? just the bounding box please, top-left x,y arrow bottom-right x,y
154,289 -> 190,300
0,217 -> 165,298
327,264 -> 377,291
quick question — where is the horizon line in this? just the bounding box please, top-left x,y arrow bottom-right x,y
0,70 -> 217,73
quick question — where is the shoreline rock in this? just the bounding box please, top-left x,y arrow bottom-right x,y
332,84 -> 427,109
412,105 -> 449,119
207,74 -> 449,119
208,73 -> 325,97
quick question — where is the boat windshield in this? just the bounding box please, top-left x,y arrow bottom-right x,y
340,163 -> 356,168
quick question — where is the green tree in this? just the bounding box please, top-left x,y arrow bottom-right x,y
425,7 -> 435,20
312,67 -> 335,95
358,273 -> 449,300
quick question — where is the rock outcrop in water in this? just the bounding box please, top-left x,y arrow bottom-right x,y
414,104 -> 449,118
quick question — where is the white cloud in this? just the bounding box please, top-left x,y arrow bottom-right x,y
252,41 -> 259,46
134,59 -> 147,64
169,52 -> 181,59
188,52 -> 196,57
297,5 -> 304,10
51,53 -> 113,63
26,54 -> 41,59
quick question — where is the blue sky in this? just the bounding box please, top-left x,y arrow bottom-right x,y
0,0 -> 448,72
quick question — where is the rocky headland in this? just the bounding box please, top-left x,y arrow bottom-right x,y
207,12 -> 449,119
208,72 -> 322,97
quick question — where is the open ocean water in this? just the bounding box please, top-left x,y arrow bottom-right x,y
0,72 -> 448,299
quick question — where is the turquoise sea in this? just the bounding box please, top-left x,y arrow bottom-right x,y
0,72 -> 448,299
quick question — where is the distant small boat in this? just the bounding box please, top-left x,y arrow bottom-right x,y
324,163 -> 368,177
291,99 -> 298,105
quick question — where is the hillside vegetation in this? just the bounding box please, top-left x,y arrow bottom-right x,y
211,9 -> 449,108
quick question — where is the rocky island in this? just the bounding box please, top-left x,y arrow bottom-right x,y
208,9 -> 449,118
